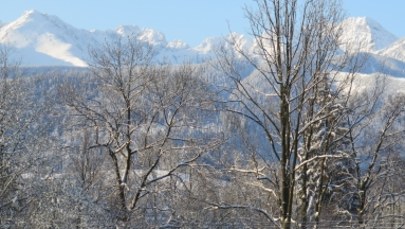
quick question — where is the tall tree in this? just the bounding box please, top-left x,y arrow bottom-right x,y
215,0 -> 363,228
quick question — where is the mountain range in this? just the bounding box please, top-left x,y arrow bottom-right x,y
0,10 -> 225,67
1,9 -> 405,79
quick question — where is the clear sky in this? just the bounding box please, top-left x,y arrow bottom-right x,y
0,0 -> 404,47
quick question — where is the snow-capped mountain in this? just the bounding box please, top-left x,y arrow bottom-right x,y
339,17 -> 397,53
0,10 -> 95,66
1,10 -> 405,77
0,10 -> 219,67
336,17 -> 405,77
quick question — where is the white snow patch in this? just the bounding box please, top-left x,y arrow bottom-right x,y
167,40 -> 189,49
36,33 -> 88,67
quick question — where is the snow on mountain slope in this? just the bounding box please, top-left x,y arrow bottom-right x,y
378,38 -> 405,64
0,10 -> 93,66
194,33 -> 253,54
138,29 -> 167,47
167,40 -> 189,49
346,52 -> 405,78
116,25 -> 141,36
339,17 -> 397,53
116,25 -> 168,47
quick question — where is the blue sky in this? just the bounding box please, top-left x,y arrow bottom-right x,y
1,0 -> 404,47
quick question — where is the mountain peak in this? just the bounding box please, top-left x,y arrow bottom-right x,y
339,16 -> 397,52
138,28 -> 167,46
347,16 -> 376,25
116,25 -> 141,36
0,10 -> 196,67
0,10 -> 90,67
3,9 -> 73,35
18,9 -> 58,26
23,9 -> 44,17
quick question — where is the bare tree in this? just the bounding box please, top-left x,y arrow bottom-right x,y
0,47 -> 44,226
0,47 -> 61,227
213,0 -> 373,228
62,36 -> 222,227
329,91 -> 405,228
